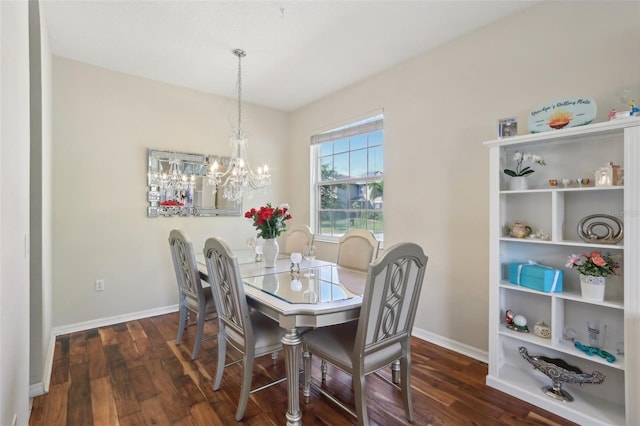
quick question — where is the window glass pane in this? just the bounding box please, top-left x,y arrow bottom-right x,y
332,210 -> 348,235
368,145 -> 384,174
350,134 -> 367,150
320,156 -> 335,182
333,138 -> 349,154
349,149 -> 367,178
318,210 -> 332,235
333,152 -> 349,177
368,130 -> 383,147
367,181 -> 384,209
319,183 -> 346,209
370,211 -> 384,237
320,142 -> 333,156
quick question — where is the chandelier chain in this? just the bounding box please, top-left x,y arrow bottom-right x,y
234,49 -> 245,139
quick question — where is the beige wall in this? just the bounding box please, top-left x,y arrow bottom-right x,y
52,58 -> 289,327
288,1 -> 640,354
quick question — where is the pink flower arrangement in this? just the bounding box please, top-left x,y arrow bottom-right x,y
566,251 -> 619,277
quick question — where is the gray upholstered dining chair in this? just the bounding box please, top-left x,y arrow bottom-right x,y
168,229 -> 217,360
283,224 -> 314,255
336,229 -> 380,271
203,236 -> 286,421
302,242 -> 428,426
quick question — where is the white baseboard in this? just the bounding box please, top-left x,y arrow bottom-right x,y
29,382 -> 45,399
412,326 -> 488,364
52,304 -> 179,337
28,333 -> 57,398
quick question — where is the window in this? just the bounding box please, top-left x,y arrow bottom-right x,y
311,115 -> 383,241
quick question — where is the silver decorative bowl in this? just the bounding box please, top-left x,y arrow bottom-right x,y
519,346 -> 605,401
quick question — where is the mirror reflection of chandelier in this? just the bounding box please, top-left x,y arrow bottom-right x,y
207,48 -> 271,204
161,156 -> 195,191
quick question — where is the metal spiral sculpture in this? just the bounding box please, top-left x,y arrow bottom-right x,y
519,347 -> 605,401
577,214 -> 623,244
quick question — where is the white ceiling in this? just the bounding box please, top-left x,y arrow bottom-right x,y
41,0 -> 538,112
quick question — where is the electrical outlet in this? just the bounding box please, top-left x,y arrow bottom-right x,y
95,279 -> 105,292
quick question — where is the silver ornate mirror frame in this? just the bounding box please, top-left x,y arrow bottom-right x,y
147,148 -> 241,217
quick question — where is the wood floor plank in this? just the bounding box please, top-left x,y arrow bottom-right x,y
99,326 -> 118,346
189,400 -> 224,425
36,383 -> 68,426
30,313 -> 578,426
129,363 -> 158,401
105,345 -> 141,418
139,396 -> 172,426
86,333 -> 108,380
126,321 -> 148,341
117,326 -> 143,368
145,357 -> 191,423
117,411 -> 145,426
67,363 -> 93,426
68,333 -> 88,366
137,317 -> 164,344
50,357 -> 70,387
90,376 -> 119,426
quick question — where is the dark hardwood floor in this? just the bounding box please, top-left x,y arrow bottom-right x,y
29,312 -> 576,425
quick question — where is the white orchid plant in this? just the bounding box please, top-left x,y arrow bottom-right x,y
504,151 -> 546,177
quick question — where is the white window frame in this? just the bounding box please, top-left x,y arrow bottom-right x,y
310,114 -> 384,242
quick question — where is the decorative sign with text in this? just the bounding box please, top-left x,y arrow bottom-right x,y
528,97 -> 597,133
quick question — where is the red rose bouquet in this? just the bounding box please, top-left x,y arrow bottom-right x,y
244,203 -> 292,239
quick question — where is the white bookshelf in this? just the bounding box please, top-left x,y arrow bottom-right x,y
484,117 -> 640,425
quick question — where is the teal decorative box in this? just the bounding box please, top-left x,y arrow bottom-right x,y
508,262 -> 563,293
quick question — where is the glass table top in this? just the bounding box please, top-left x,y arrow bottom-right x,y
242,265 -> 366,304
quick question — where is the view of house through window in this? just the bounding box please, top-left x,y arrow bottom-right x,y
311,114 -> 384,241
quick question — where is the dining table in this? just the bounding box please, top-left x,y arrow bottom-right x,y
197,249 -> 368,426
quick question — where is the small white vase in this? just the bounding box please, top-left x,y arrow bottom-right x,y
580,274 -> 606,301
509,176 -> 529,191
262,238 -> 279,268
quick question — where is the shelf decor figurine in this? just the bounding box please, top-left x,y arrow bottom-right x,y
534,321 -> 551,338
505,310 -> 529,333
577,214 -> 623,244
519,346 -> 605,402
504,151 -> 546,191
566,251 -> 620,301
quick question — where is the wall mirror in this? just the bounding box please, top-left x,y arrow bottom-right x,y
147,148 -> 241,217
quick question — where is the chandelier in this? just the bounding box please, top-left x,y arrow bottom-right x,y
207,49 -> 271,204
160,156 -> 195,192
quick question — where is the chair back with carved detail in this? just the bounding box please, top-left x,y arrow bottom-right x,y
355,242 -> 427,363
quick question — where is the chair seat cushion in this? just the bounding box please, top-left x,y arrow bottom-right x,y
224,311 -> 285,356
185,286 -> 216,314
202,286 -> 216,313
303,322 -> 402,374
